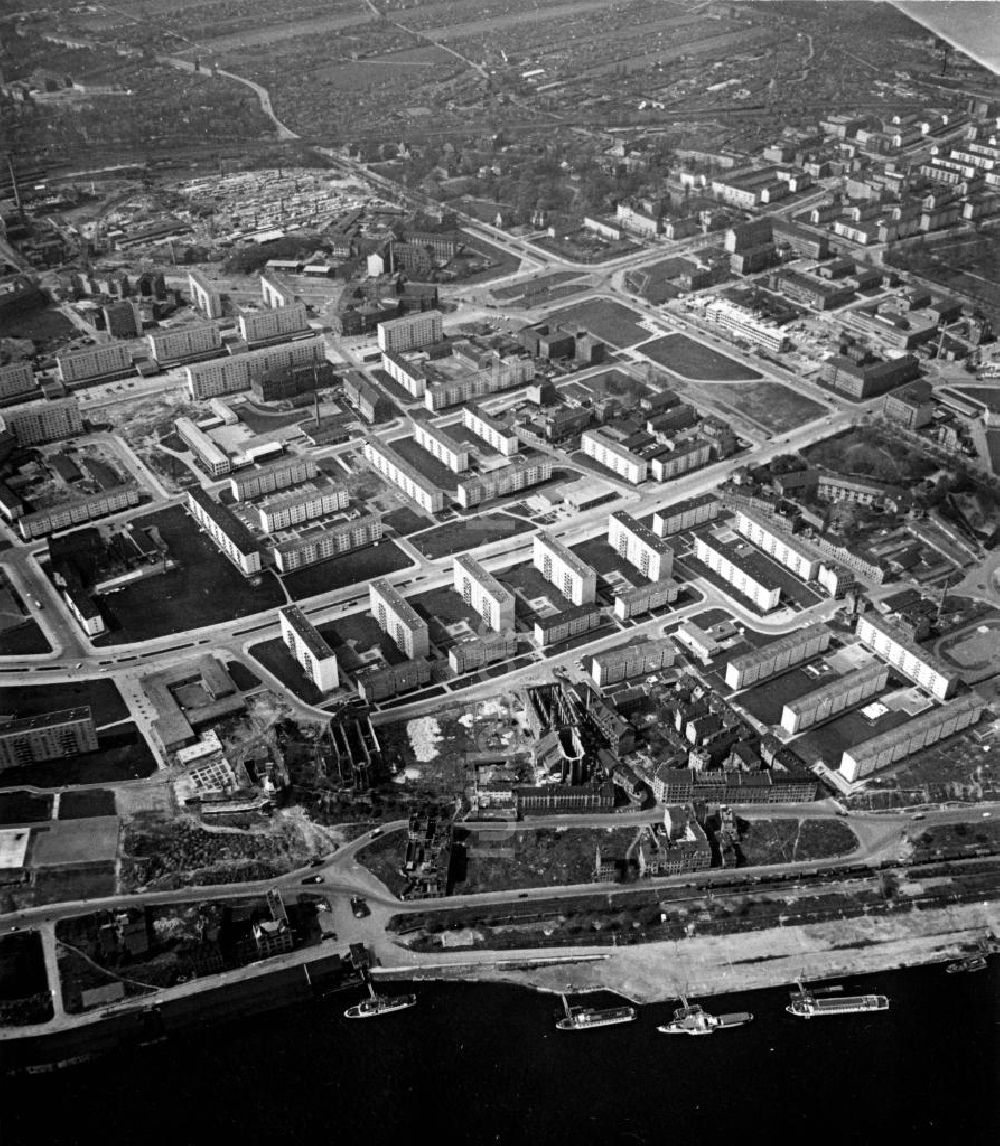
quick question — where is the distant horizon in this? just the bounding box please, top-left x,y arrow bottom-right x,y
891,1 -> 1000,75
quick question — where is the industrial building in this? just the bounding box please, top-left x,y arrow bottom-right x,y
839,694 -> 984,782
448,630 -> 517,674
188,269 -> 222,319
229,456 -> 316,501
453,553 -> 516,632
376,310 -> 443,354
855,614 -> 959,700
175,417 -> 231,477
147,323 -> 222,365
0,398 -> 83,446
652,493 -> 720,536
725,624 -> 831,690
19,484 -> 140,541
462,405 -> 520,456
612,578 -> 679,620
411,418 -> 470,474
456,457 -> 553,508
187,489 -> 261,578
273,514 -> 382,572
255,484 -> 348,533
780,660 -> 890,734
370,578 -> 429,659
56,343 -> 133,386
693,532 -> 782,613
0,707 -> 98,769
581,428 -> 647,484
591,638 -> 676,688
735,508 -> 824,582
280,605 -> 339,692
363,439 -> 445,514
608,511 -> 674,581
533,531 -> 597,606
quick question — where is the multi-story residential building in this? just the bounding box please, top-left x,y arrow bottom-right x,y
881,380 -> 935,430
187,488 -> 261,578
652,494 -> 719,537
356,659 -> 433,703
821,353 -> 921,399
147,323 -> 222,365
185,336 -> 325,400
19,484 -> 140,540
816,472 -> 902,508
380,350 -> 428,399
229,456 -> 316,501
376,310 -> 443,353
581,428 -> 647,484
462,404 -> 520,456
612,579 -> 679,621
411,418 -> 470,474
694,532 -> 782,612
839,694 -> 983,782
188,269 -> 222,319
533,603 -> 603,647
448,630 -> 517,674
0,361 -> 37,405
608,511 -> 675,581
260,270 -> 296,309
370,578 -> 429,659
273,514 -> 381,572
533,531 -> 597,606
855,614 -> 959,700
343,372 -> 380,423
424,354 -> 535,412
650,438 -> 712,482
734,508 -> 823,582
238,302 -> 309,346
781,660 -> 889,734
724,623 -> 831,690
0,398 -> 83,446
363,439 -> 445,515
279,605 -> 339,692
455,457 -> 553,508
703,298 -> 790,353
591,638 -> 676,688
453,553 -> 515,632
175,417 -> 231,477
0,707 -> 98,769
256,484 -> 348,533
56,343 -> 133,386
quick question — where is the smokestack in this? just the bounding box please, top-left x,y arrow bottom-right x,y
314,387 -> 321,430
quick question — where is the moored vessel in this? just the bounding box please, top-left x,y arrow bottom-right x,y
556,994 -> 637,1031
787,986 -> 889,1018
344,982 -> 417,1020
946,955 -> 989,974
658,998 -> 753,1036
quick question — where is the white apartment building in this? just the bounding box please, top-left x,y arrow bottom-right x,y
0,361 -> 37,403
693,532 -> 781,612
369,578 -> 429,659
147,323 -> 221,364
650,439 -> 712,482
463,405 -> 520,456
175,416 -> 231,477
533,531 -> 597,606
608,511 -> 675,582
256,484 -> 348,532
230,456 -> 316,501
703,297 -> 790,354
260,270 -> 295,309
280,605 -> 339,692
188,269 -> 222,319
581,428 -> 647,484
238,302 -> 309,346
652,494 -> 719,536
363,440 -> 445,514
381,351 -> 427,398
411,419 -> 470,474
274,514 -> 382,572
377,310 -> 443,353
735,508 -> 823,582
453,553 -> 516,632
0,399 -> 84,446
456,457 -> 553,508
855,614 -> 959,700
185,336 -> 324,399
187,489 -> 261,577
425,354 -> 535,411
56,343 -> 133,385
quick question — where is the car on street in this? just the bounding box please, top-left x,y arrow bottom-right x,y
369,828 -> 382,839
301,874 -> 324,885
350,896 -> 370,918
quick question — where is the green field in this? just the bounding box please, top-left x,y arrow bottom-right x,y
411,513 -> 533,560
709,381 -> 827,433
638,334 -> 762,380
544,300 -> 649,348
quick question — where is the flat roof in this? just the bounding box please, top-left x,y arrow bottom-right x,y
259,481 -> 346,515
0,828 -> 30,870
847,694 -> 982,761
582,426 -> 644,462
735,507 -> 826,563
274,513 -> 379,555
175,417 -> 229,467
370,577 -> 426,631
728,623 -> 829,673
694,530 -> 784,592
0,706 -> 92,734
189,488 -> 259,556
784,659 -> 887,716
654,492 -> 717,521
280,604 -> 336,662
610,510 -> 673,554
411,417 -> 467,456
858,613 -> 958,679
454,553 -> 515,606
465,404 -> 517,436
231,454 -> 312,486
534,530 -> 596,581
366,438 -> 441,497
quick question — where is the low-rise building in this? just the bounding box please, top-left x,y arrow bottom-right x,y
19,484 -> 140,540
279,605 -> 339,692
175,416 -> 231,477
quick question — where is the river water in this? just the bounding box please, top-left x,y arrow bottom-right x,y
894,1 -> 1000,74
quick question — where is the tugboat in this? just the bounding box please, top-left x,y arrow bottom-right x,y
344,980 -> 417,1020
946,954 -> 989,974
787,982 -> 889,1018
658,996 -> 753,1036
556,994 -> 637,1031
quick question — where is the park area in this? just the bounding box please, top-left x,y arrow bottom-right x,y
280,540 -> 412,602
544,300 -> 650,348
638,334 -> 761,380
708,381 -> 827,433
410,513 -> 533,560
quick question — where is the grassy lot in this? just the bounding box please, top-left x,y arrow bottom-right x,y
355,829 -> 410,897
1,307 -> 76,353
801,427 -> 936,485
886,231 -> 1000,320
281,541 -> 412,602
709,381 -> 827,433
888,730 -> 1000,804
0,679 -> 127,727
58,790 -> 117,820
31,864 -> 117,906
248,636 -> 326,705
0,621 -> 51,656
226,660 -> 261,691
409,586 -> 483,649
0,726 -> 156,788
638,334 -> 762,380
453,233 -> 521,284
912,820 -> 1000,856
737,819 -> 858,866
794,706 -> 913,769
93,506 -> 285,642
382,506 -> 433,536
568,368 -> 650,404
0,791 -> 53,825
318,612 -> 408,671
0,932 -> 52,1024
410,513 -> 533,560
543,300 -> 649,348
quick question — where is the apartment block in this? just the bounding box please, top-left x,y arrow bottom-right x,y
724,623 -> 831,690
279,605 -> 339,692
229,456 -> 317,501
256,484 -> 348,533
735,508 -> 823,582
411,419 -> 470,474
376,310 -> 443,353
381,351 -> 427,399
185,336 -> 324,399
608,511 -> 674,581
343,373 -> 380,423
147,323 -> 222,365
175,416 -> 231,477
356,659 -> 433,703
448,630 -> 517,674
855,614 -> 959,700
693,532 -> 781,613
238,302 -> 309,346
456,457 -> 553,509
0,707 -> 98,769
533,531 -> 597,606
424,354 -> 535,411
56,343 -> 133,386
0,361 -> 37,405
591,638 -> 676,688
260,270 -> 296,309
533,603 -> 602,647
652,494 -> 719,536
273,514 -> 382,572
187,488 -> 261,578
703,297 -> 790,354
363,439 -> 445,515
839,694 -> 983,782
462,405 -> 520,456
612,578 -> 679,621
453,553 -> 516,632
19,484 -> 140,540
650,438 -> 712,482
188,269 -> 222,319
0,398 -> 83,446
781,660 -> 889,735
581,428 -> 647,484
369,578 -> 429,659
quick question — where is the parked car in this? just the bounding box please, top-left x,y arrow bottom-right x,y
301,874 -> 324,885
350,896 -> 370,918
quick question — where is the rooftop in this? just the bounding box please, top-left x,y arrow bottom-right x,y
280,604 -> 337,663
535,530 -> 597,581
0,706 -> 92,734
370,577 -> 426,632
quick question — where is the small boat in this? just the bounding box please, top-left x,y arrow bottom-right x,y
946,955 -> 989,974
344,981 -> 416,1019
556,994 -> 636,1031
658,997 -> 753,1036
787,987 -> 889,1018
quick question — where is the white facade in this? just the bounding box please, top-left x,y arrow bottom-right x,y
0,399 -> 83,445
735,509 -> 822,582
256,485 -> 348,532
175,416 -> 231,477
230,456 -> 316,501
533,531 -> 597,606
188,270 -> 222,318
453,553 -> 515,632
363,440 -> 445,514
412,420 -> 470,474
694,534 -> 781,613
147,322 -> 221,364
581,428 -> 647,484
462,405 -> 520,456
725,624 -> 830,690
608,511 -> 674,582
377,310 -> 443,353
855,614 -> 959,700
369,578 -> 429,659
280,605 -> 339,692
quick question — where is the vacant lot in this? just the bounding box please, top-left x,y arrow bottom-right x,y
411,513 -> 533,560
58,790 -> 117,820
282,541 -> 412,602
31,816 -> 120,867
639,334 -> 762,380
356,829 -> 409,897
802,427 -> 936,485
544,300 -> 649,348
31,864 -> 118,906
0,679 -> 127,727
382,507 -> 432,536
709,381 -> 827,433
0,621 -> 51,656
737,818 -> 858,866
0,726 -> 156,788
0,791 -> 53,825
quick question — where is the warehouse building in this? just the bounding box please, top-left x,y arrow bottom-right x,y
652,493 -> 719,536
187,489 -> 261,577
591,638 -> 676,689
273,514 -> 382,572
780,660 -> 890,734
855,614 -> 959,700
608,511 -> 674,582
725,623 -> 831,690
230,456 -> 316,502
533,531 -> 597,606
370,578 -> 429,659
279,605 -> 339,693
412,418 -> 470,474
693,532 -> 782,613
462,405 -> 520,456
0,707 -> 98,769
453,553 -> 515,632
363,439 -> 445,515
